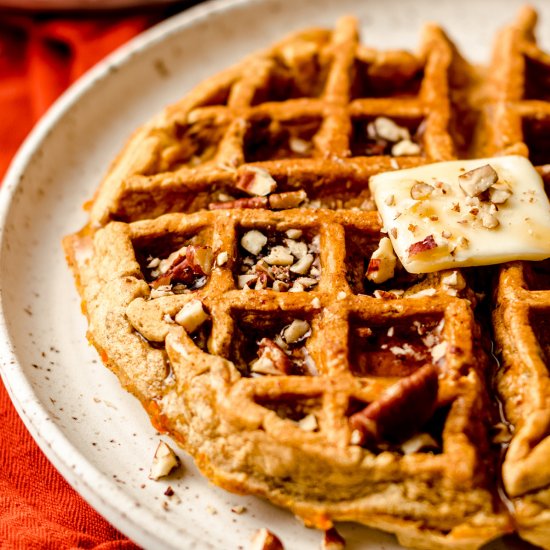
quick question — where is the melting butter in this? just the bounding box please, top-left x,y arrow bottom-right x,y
370,156 -> 550,273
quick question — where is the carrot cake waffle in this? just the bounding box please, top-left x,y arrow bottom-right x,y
64,8 -> 550,549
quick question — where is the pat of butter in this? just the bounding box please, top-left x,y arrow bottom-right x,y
370,156 -> 550,273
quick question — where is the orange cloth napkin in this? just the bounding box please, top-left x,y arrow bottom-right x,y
0,10 -> 175,548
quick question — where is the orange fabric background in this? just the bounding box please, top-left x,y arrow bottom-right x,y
0,9 -> 177,548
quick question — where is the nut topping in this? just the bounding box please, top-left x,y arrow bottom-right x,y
285,239 -> 308,259
298,413 -> 318,432
481,212 -> 499,229
288,136 -> 311,155
286,229 -> 302,239
149,441 -> 180,480
458,164 -> 498,197
322,527 -> 346,550
250,528 -> 284,550
272,280 -> 290,292
282,319 -> 310,344
251,338 -> 292,376
407,235 -> 437,258
366,237 -> 397,284
186,246 -> 213,276
264,245 -> 294,266
368,116 -> 410,143
489,183 -> 512,204
150,245 -> 212,291
430,341 -> 447,363
400,433 -> 439,455
241,230 -> 268,255
290,253 -> 314,275
410,181 -> 434,200
349,364 -> 439,444
392,139 -> 421,157
268,190 -> 307,210
175,299 -> 209,333
216,251 -> 229,266
236,167 -> 277,196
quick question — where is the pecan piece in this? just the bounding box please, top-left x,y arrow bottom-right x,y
349,364 -> 439,444
368,116 -> 410,143
392,139 -> 421,157
250,528 -> 284,550
458,164 -> 498,197
407,234 -> 437,258
251,338 -> 292,376
268,190 -> 307,210
366,237 -> 396,283
410,181 -> 434,200
322,527 -> 346,550
208,196 -> 268,210
149,441 -> 180,480
235,167 -> 277,196
151,255 -> 193,288
150,245 -> 212,288
186,245 -> 213,276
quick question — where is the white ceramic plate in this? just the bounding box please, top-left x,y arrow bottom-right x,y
1,0 -> 548,548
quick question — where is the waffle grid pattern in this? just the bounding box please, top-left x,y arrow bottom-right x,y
90,17 -> 456,225
487,7 -> 550,547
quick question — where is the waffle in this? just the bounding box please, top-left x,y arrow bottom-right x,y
486,7 -> 550,549
63,14 -> 536,550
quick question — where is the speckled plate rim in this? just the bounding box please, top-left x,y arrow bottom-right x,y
0,1 -> 261,547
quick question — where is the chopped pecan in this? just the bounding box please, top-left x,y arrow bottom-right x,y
235,167 -> 277,196
241,230 -> 268,255
481,212 -> 499,229
489,183 -> 512,204
264,245 -> 294,266
151,255 -> 193,288
366,237 -> 396,283
392,139 -> 421,157
250,528 -> 284,550
289,136 -> 311,155
349,364 -> 439,444
290,253 -> 314,275
410,181 -> 434,200
149,441 -> 180,480
208,196 -> 268,210
174,299 -> 210,333
298,413 -> 318,432
268,190 -> 307,209
322,527 -> 346,550
407,235 -> 437,257
369,116 -> 410,143
458,164 -> 498,197
400,433 -> 439,455
252,338 -> 292,375
282,320 -> 310,344
150,245 -> 212,289
186,245 -> 213,275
